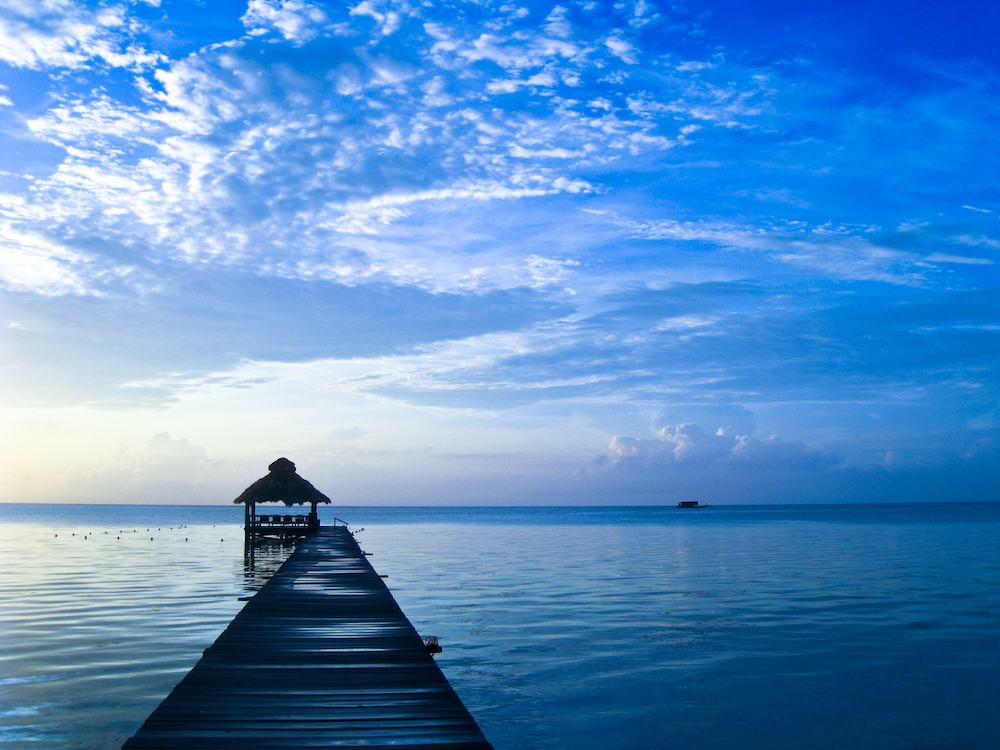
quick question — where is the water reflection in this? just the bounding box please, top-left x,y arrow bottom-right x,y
241,539 -> 298,593
0,515 -> 253,750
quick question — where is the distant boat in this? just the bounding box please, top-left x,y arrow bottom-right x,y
677,501 -> 709,508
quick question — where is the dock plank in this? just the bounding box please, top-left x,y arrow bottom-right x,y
123,527 -> 493,749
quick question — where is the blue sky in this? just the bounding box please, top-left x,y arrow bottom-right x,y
1,0 -> 997,504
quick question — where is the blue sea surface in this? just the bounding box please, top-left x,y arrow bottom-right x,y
1,503 -> 999,749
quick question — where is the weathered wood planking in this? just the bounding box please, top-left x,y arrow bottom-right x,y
123,527 -> 493,749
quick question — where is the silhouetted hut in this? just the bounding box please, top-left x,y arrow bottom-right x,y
234,458 -> 331,543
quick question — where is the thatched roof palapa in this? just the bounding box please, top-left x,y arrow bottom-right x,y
233,458 -> 332,507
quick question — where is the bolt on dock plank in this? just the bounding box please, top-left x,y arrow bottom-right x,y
123,526 -> 494,749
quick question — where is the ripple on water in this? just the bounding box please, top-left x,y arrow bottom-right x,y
1,504 -> 1000,750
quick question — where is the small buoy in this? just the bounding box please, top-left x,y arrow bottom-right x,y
185,538 -> 188,541
424,636 -> 442,655
117,537 -> 120,539
54,534 -> 57,537
151,537 -> 153,540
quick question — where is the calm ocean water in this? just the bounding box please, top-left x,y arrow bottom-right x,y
1,503 -> 999,749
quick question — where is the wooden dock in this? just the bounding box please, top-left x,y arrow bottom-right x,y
123,526 -> 493,749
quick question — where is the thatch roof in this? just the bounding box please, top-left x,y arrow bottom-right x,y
233,458 -> 332,506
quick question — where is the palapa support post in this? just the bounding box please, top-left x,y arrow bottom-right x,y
234,458 -> 332,548
243,500 -> 253,558
309,499 -> 319,533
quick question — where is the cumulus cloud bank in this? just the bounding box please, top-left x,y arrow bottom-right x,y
597,423 -> 838,473
69,432 -> 220,503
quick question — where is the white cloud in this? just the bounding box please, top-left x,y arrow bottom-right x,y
151,55 -> 256,133
350,0 -> 403,37
27,93 -> 166,144
332,180 -> 560,212
626,79 -> 766,126
622,0 -> 659,28
452,31 -> 581,70
604,35 -> 637,64
511,143 -> 589,159
676,60 -> 714,72
420,75 -> 452,106
242,0 -> 330,44
601,423 -> 837,471
498,5 -> 529,18
949,234 -> 1000,249
619,215 -> 936,285
544,6 -> 572,39
0,0 -> 162,70
925,252 -> 993,265
523,254 -> 580,287
746,187 -> 809,208
0,221 -> 97,295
